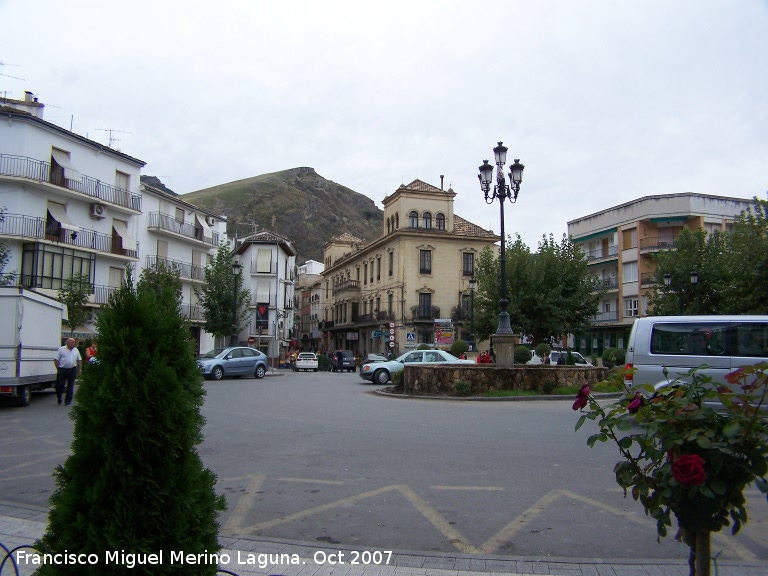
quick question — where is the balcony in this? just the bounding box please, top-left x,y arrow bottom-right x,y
640,273 -> 657,287
0,212 -> 139,259
181,304 -> 204,322
640,237 -> 676,253
355,311 -> 395,326
591,311 -> 619,324
92,284 -> 119,305
146,255 -> 204,282
0,154 -> 142,211
599,277 -> 618,291
147,212 -> 219,246
333,279 -> 360,295
410,306 -> 441,322
584,245 -> 618,263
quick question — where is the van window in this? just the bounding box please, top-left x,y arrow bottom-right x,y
732,322 -> 768,357
650,323 -> 727,356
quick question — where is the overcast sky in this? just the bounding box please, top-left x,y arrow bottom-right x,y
2,0 -> 766,249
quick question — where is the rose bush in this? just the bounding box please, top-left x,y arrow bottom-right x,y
574,362 -> 768,576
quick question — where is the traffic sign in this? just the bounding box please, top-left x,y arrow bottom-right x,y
406,332 -> 415,342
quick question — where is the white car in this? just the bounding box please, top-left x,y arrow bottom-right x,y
528,350 -> 593,366
360,349 -> 474,385
294,352 -> 319,372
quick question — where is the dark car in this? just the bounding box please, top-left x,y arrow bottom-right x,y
332,350 -> 356,372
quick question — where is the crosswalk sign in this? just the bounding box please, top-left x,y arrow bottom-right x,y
406,332 -> 415,342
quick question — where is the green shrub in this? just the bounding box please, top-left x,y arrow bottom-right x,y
455,379 -> 472,396
542,381 -> 558,394
451,339 -> 469,357
602,347 -> 626,367
535,343 -> 552,358
392,369 -> 404,386
514,345 -> 532,364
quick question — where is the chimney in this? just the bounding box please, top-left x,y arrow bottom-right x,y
440,175 -> 444,191
24,91 -> 34,103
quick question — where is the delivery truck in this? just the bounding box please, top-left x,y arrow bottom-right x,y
0,286 -> 65,406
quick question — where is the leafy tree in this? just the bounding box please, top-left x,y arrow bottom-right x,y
195,243 -> 252,341
58,272 -> 93,337
36,265 -> 226,576
474,234 -> 603,344
450,338 -> 469,357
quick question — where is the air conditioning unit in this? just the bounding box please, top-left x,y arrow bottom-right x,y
90,203 -> 107,219
205,215 -> 216,226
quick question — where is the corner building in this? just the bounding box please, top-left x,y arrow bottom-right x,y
568,192 -> 754,355
321,179 -> 499,356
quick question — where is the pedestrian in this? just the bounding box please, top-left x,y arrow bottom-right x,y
85,340 -> 98,363
54,337 -> 82,406
459,352 -> 467,360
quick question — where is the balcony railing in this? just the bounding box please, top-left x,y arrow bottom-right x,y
584,245 -> 619,261
639,237 -> 676,252
591,311 -> 619,324
0,154 -> 142,211
640,273 -> 657,287
0,212 -> 139,259
93,284 -> 119,304
355,311 -> 395,325
181,304 -> 204,321
410,306 -> 441,321
333,279 -> 360,295
146,255 -> 204,281
599,277 -> 618,290
147,212 -> 219,246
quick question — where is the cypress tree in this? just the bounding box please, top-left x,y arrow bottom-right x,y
36,265 -> 226,575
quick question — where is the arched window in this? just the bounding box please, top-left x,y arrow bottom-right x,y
435,213 -> 445,230
386,218 -> 391,234
395,213 -> 399,229
409,211 -> 419,228
422,212 -> 432,229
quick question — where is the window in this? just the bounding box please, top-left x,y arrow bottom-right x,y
388,252 -> 393,276
388,293 -> 393,316
376,257 -> 381,280
363,263 -> 368,285
386,219 -> 391,234
256,249 -> 272,273
418,293 -> 431,318
422,212 -> 432,229
436,213 -> 445,230
356,266 -> 360,282
115,170 -> 130,192
622,228 -> 637,249
651,323 -> 727,356
409,211 -> 419,228
395,213 -> 399,229
622,261 -> 638,283
462,252 -> 474,276
419,250 -> 431,274
175,207 -> 185,223
375,296 -> 380,315
369,260 -> 374,283
624,298 -> 638,318
256,282 -> 271,304
21,242 -> 94,291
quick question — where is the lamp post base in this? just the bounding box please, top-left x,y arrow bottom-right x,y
492,333 -> 517,368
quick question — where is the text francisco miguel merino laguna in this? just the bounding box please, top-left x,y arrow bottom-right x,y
14,549 -> 302,569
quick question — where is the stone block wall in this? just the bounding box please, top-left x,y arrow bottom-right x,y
402,365 -> 609,396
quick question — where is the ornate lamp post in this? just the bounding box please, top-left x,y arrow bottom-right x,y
230,260 -> 242,346
469,276 -> 476,351
478,142 -> 524,366
663,270 -> 698,314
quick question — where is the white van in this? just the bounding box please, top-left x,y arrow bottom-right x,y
625,315 -> 768,404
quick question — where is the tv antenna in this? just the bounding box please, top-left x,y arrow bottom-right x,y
0,61 -> 25,81
96,128 -> 131,147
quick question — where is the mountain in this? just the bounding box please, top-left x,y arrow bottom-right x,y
140,175 -> 177,196
179,167 -> 383,263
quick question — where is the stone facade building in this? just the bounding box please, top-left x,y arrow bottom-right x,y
321,179 -> 499,356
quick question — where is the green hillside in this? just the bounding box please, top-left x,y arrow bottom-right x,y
180,167 -> 383,263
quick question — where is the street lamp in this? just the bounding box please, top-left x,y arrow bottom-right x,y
478,142 -> 524,335
230,260 -> 242,346
663,270 -> 698,314
468,276 -> 476,351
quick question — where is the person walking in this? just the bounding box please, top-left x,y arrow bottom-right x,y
54,337 -> 82,406
85,340 -> 98,363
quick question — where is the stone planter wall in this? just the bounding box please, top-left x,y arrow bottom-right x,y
402,365 -> 610,396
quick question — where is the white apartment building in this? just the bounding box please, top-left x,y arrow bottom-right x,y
0,93 -> 226,353
567,192 -> 754,354
234,231 -> 297,365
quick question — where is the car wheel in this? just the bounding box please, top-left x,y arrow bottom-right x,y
16,385 -> 31,407
254,365 -> 266,379
211,366 -> 224,381
374,369 -> 390,385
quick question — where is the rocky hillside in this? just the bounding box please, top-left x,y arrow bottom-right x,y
179,167 -> 383,263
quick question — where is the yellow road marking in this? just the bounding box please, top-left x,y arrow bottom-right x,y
223,474 -> 265,533
479,489 -> 562,554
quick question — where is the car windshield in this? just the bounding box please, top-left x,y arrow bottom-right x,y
200,348 -> 227,359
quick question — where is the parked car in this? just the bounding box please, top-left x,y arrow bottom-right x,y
294,352 -> 319,372
360,349 -> 474,385
528,350 -> 593,366
198,346 -> 268,380
332,350 -> 357,372
361,353 -> 387,367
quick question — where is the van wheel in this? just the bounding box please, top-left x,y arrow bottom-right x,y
16,385 -> 31,407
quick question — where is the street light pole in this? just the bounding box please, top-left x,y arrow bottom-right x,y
478,142 -> 524,335
469,276 -> 476,351
230,260 -> 242,346
663,270 -> 699,315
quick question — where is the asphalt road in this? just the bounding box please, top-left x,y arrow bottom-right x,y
2,370 -> 767,562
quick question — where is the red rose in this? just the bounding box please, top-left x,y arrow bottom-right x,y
627,392 -> 643,414
670,453 -> 706,486
572,384 -> 590,411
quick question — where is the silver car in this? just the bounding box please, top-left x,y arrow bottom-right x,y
198,346 -> 268,380
360,349 -> 474,385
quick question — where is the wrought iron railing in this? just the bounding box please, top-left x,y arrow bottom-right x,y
0,154 -> 142,211
584,245 -> 619,261
639,237 -> 676,252
146,255 -> 204,281
591,311 -> 619,323
147,212 -> 219,246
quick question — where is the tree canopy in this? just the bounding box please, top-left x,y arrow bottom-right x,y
474,233 -> 603,344
58,272 -> 93,337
